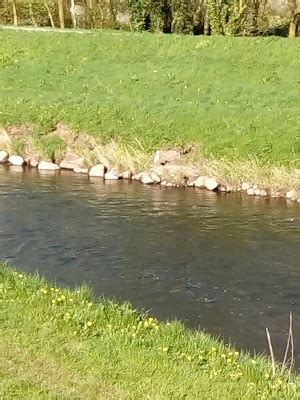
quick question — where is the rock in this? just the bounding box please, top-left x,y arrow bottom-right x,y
254,188 -> 261,196
89,164 -> 106,178
132,172 -> 146,181
8,155 -> 25,166
253,184 -> 259,190
29,159 -> 39,168
59,152 -> 84,170
271,189 -> 285,198
297,199 -> 300,204
0,150 -> 9,163
286,190 -> 298,201
247,188 -> 255,196
187,179 -> 195,187
149,171 -> 161,183
226,185 -> 233,193
122,170 -> 132,179
194,176 -> 206,188
74,166 -> 89,174
153,150 -> 180,165
141,174 -> 154,184
105,168 -> 122,180
242,182 -> 251,191
160,180 -> 167,186
38,161 -> 60,170
260,189 -> 268,197
205,177 -> 219,191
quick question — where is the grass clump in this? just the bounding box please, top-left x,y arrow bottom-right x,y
0,30 -> 299,168
1,264 -> 299,399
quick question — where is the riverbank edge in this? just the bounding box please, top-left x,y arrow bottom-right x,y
0,124 -> 299,205
1,264 -> 299,399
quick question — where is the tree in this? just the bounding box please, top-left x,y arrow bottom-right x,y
12,0 -> 18,25
58,0 -> 65,28
289,0 -> 300,37
43,0 -> 55,28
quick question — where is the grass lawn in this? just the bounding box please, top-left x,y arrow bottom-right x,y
0,29 -> 299,166
1,264 -> 299,399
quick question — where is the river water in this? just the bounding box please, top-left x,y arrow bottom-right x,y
1,165 -> 299,362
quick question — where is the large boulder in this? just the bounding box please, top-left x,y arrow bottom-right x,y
104,168 -> 122,180
194,176 -> 206,188
141,174 -> 155,184
38,161 -> 60,170
8,155 -> 25,166
89,164 -> 106,178
286,190 -> 298,201
153,150 -> 180,165
0,150 -> 9,163
59,152 -> 85,170
205,177 -> 219,191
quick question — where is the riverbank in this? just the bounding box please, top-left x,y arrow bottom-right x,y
1,264 -> 299,399
0,30 -> 299,201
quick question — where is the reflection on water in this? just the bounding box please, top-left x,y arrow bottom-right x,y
0,166 -> 299,363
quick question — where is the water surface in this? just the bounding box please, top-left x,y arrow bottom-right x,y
0,166 -> 299,362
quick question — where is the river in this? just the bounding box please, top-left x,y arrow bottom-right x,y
1,165 -> 299,363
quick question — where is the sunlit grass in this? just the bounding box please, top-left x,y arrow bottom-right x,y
1,264 -> 299,399
0,30 -> 299,168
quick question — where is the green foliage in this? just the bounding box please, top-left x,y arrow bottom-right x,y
10,138 -> 24,155
35,135 -> 66,161
207,0 -> 249,35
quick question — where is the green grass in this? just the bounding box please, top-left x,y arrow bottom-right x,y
0,29 -> 299,166
1,264 -> 300,399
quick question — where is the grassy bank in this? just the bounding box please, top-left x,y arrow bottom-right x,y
0,30 -> 299,167
1,264 -> 299,399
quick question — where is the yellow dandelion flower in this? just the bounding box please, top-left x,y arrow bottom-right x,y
238,372 -> 243,376
107,324 -> 112,329
61,295 -> 66,300
277,379 -> 283,385
228,352 -> 233,356
213,371 -> 218,376
55,288 -> 59,292
227,359 -> 232,363
132,333 -> 136,338
162,347 -> 169,352
166,322 -> 171,326
154,325 -> 159,330
144,321 -> 149,327
69,298 -> 74,302
86,321 -> 93,327
50,288 -> 55,291
265,373 -> 270,379
198,355 -> 204,360
57,297 -> 62,302
251,359 -> 257,364
221,354 -> 226,358
187,355 -> 192,361
250,382 -> 256,386
149,317 -> 154,322
51,299 -> 56,304
87,302 -> 93,307
234,351 -> 239,356
18,274 -> 23,278
132,325 -> 136,330
42,289 -> 48,294
212,347 -> 217,352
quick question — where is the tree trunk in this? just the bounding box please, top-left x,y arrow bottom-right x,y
70,0 -> 77,29
12,0 -> 18,26
28,0 -> 37,27
58,0 -> 65,29
204,10 -> 210,35
289,0 -> 300,37
88,0 -> 95,28
43,0 -> 55,28
97,0 -> 104,29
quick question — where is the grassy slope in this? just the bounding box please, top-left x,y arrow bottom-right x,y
1,265 -> 299,400
0,30 -> 299,166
